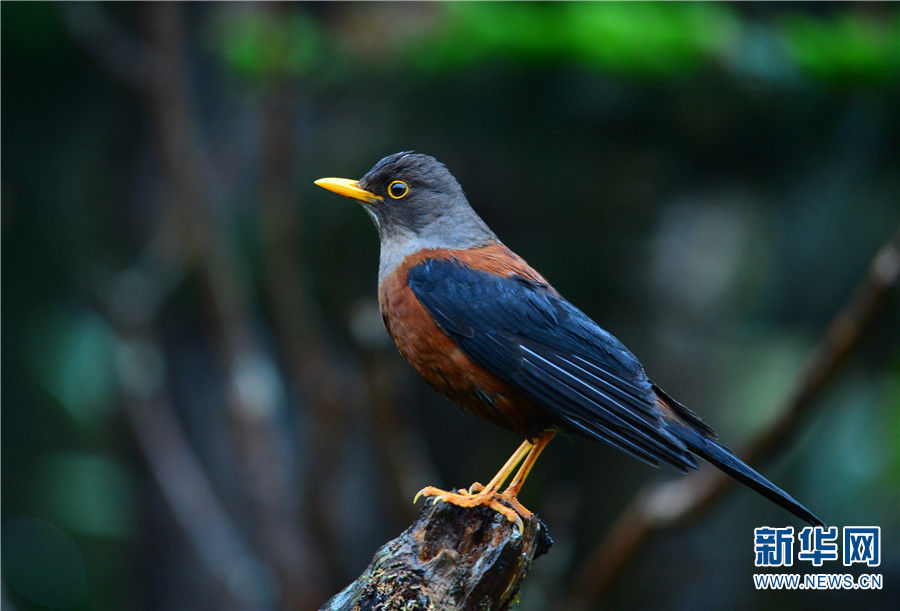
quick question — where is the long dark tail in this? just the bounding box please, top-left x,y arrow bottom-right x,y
667,423 -> 824,526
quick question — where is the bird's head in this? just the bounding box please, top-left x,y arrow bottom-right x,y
316,152 -> 497,277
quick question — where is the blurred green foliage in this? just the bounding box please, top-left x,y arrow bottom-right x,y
214,9 -> 325,78
212,3 -> 900,85
784,11 -> 900,84
405,3 -> 739,75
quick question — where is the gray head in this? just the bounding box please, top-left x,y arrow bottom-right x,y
316,152 -> 497,278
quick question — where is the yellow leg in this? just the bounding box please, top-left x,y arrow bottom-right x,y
413,432 -> 554,532
470,438 -> 534,493
414,439 -> 531,504
498,430 -> 555,517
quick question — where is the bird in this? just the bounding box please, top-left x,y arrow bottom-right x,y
315,152 -> 823,531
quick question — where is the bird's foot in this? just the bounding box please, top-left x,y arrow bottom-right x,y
497,490 -> 532,520
414,484 -> 529,533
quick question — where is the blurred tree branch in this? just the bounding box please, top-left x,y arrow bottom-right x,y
89,210 -> 268,607
141,4 -> 325,607
322,501 -> 552,611
118,330 -> 271,609
562,228 -> 900,610
256,35 -> 361,583
64,2 -> 447,602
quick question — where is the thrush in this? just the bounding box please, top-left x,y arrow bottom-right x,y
315,152 -> 822,531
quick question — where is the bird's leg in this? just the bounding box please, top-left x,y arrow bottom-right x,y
414,438 -> 532,502
498,430 -> 556,518
414,439 -> 535,530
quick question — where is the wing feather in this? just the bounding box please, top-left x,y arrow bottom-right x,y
408,258 -> 696,471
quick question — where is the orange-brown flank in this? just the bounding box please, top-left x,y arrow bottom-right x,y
378,243 -> 551,437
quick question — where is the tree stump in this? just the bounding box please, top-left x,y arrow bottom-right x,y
322,499 -> 552,610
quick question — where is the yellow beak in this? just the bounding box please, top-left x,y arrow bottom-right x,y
314,177 -> 383,203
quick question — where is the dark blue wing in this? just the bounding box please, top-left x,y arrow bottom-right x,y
408,258 -> 697,472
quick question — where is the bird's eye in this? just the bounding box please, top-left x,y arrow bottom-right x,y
388,180 -> 409,200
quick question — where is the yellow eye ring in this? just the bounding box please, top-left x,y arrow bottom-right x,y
388,180 -> 409,199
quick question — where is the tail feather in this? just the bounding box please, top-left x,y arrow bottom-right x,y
668,423 -> 824,527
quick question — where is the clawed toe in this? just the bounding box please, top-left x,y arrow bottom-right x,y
413,483 -> 528,533
410,433 -> 554,534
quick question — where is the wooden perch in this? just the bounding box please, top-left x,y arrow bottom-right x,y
322,500 -> 552,610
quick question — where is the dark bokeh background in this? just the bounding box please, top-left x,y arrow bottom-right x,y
3,3 -> 898,610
